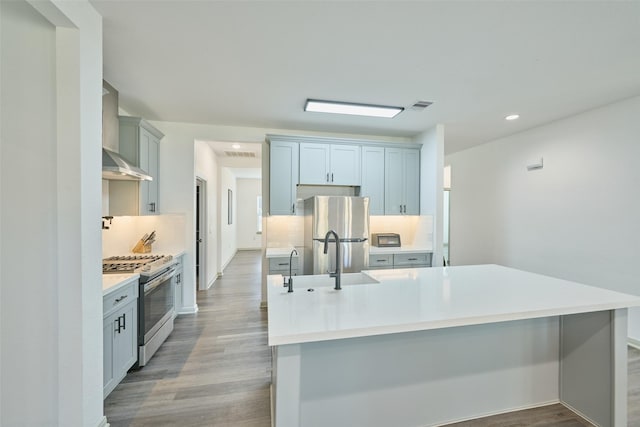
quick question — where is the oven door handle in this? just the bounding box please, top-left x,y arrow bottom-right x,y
143,267 -> 177,294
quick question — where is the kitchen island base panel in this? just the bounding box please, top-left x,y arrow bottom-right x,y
271,310 -> 627,427
560,309 -> 628,427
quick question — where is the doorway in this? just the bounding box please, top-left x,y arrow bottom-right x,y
196,177 -> 207,290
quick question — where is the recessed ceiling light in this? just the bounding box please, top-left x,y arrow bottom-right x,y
505,114 -> 520,121
231,143 -> 241,149
304,99 -> 404,118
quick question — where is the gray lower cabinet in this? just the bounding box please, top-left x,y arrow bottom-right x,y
269,256 -> 299,276
173,256 -> 184,316
103,281 -> 138,398
368,252 -> 432,269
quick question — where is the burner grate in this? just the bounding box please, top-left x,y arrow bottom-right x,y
102,254 -> 168,274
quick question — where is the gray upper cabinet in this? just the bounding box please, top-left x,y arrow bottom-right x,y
299,143 -> 360,186
270,140 -> 299,215
384,148 -> 420,215
109,117 -> 164,215
360,146 -> 385,215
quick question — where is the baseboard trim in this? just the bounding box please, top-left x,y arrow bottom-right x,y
560,401 -> 600,427
178,304 -> 198,315
96,416 -> 109,427
238,247 -> 262,251
436,400 -> 559,425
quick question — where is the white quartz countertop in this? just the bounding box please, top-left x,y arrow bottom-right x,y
267,264 -> 640,346
369,245 -> 433,254
102,273 -> 139,295
266,247 -> 300,258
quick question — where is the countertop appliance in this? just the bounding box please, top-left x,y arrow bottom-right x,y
102,254 -> 177,367
371,233 -> 401,247
303,196 -> 370,275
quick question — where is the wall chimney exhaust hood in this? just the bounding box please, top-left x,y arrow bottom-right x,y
102,148 -> 152,181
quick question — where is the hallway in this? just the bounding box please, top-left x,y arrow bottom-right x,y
104,250 -> 270,426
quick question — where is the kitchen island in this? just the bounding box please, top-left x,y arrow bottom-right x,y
267,265 -> 640,427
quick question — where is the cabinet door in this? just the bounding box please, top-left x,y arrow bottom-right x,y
138,128 -> 152,214
360,146 -> 385,215
403,149 -> 420,215
384,148 -> 405,215
330,144 -> 360,185
146,134 -> 159,214
113,302 -> 137,380
270,141 -> 299,215
299,143 -> 330,185
103,313 -> 116,397
174,265 -> 183,315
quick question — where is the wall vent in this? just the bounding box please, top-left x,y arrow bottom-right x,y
224,150 -> 256,158
411,100 -> 433,110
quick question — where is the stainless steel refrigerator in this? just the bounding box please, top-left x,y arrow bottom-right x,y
303,196 -> 370,275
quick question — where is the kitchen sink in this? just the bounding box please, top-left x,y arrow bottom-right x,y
291,272 -> 380,288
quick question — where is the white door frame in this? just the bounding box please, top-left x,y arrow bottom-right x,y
196,177 -> 208,290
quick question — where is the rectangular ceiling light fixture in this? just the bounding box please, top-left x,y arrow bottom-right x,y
304,99 -> 404,118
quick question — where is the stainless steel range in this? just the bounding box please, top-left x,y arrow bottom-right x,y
103,254 -> 178,367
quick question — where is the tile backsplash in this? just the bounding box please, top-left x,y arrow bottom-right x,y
102,213 -> 186,257
370,215 -> 433,247
266,214 -> 433,249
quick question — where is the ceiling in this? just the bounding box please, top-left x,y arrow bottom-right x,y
92,1 -> 640,155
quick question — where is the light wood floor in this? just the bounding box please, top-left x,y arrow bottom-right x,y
104,250 -> 270,426
105,250 -> 640,426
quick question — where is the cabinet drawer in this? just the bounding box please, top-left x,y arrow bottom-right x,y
393,253 -> 431,267
269,257 -> 299,272
103,281 -> 138,317
368,254 -> 393,268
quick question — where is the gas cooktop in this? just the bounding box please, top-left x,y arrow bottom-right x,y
102,254 -> 173,275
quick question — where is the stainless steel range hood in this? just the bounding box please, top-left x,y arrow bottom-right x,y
102,148 -> 152,181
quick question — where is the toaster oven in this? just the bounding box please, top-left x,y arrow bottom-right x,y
371,233 -> 401,247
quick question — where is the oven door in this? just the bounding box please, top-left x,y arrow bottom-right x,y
141,266 -> 176,344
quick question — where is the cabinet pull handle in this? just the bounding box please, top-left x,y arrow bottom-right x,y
115,316 -> 122,334
278,263 -> 289,266
408,258 -> 418,261
114,295 -> 128,304
122,313 -> 126,330
149,202 -> 156,212
399,205 -> 403,213
326,173 -> 330,182
292,203 -> 295,214
331,173 -> 334,182
376,259 -> 386,262
403,205 -> 407,214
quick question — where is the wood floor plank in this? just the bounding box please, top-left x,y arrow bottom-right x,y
105,250 -> 640,426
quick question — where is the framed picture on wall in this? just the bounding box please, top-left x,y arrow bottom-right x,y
228,189 -> 233,225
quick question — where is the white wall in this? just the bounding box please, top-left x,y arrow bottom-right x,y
195,141 -> 219,289
415,125 -> 445,266
237,178 -> 262,249
219,167 -> 237,269
152,120 -> 198,313
446,96 -> 640,340
1,0 -> 104,425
